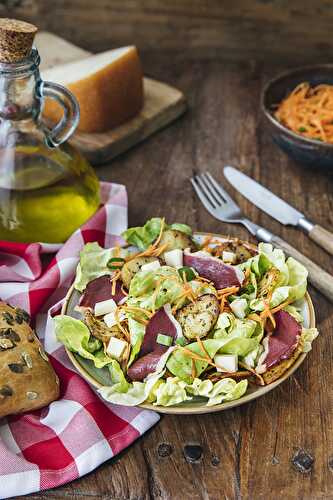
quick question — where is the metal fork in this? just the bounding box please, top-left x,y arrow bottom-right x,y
191,172 -> 333,303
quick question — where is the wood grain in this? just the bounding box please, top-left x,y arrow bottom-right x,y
8,4 -> 333,499
309,224 -> 333,257
4,0 -> 333,63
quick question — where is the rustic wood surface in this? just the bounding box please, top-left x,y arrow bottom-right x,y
12,51 -> 332,500
6,1 -> 333,498
4,0 -> 333,64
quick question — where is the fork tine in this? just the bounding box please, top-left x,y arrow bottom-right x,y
193,175 -> 218,208
190,178 -> 218,218
197,173 -> 224,206
203,172 -> 238,208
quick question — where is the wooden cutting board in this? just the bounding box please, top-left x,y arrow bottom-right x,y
35,32 -> 186,164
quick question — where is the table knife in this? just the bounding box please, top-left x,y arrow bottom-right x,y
224,166 -> 333,257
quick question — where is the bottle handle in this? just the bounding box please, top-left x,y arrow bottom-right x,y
40,81 -> 80,147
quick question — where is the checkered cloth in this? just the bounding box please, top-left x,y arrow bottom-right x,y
0,183 -> 159,499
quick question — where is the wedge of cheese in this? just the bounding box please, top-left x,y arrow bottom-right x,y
42,46 -> 143,133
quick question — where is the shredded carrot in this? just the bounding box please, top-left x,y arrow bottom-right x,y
191,359 -> 197,379
270,299 -> 292,314
179,346 -> 219,370
113,246 -> 121,258
248,313 -> 262,323
196,275 -> 213,284
217,286 -> 239,297
239,361 -> 265,386
275,82 -> 333,143
260,297 -> 276,330
114,307 -> 130,341
111,270 -> 121,296
196,336 -> 212,362
217,286 -> 239,313
121,284 -> 129,296
122,305 -> 153,318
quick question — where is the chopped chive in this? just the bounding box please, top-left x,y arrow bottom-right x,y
299,127 -> 307,132
108,257 -> 125,270
157,333 -> 173,347
178,266 -> 196,281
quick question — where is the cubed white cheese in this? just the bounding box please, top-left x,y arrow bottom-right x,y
164,249 -> 183,268
230,298 -> 248,319
214,354 -> 238,373
107,337 -> 128,361
222,251 -> 236,264
141,260 -> 161,272
104,311 -> 126,328
94,298 -> 117,316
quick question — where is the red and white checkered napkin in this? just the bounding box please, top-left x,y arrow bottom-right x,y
0,182 -> 160,499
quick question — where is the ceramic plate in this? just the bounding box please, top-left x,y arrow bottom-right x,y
62,233 -> 316,415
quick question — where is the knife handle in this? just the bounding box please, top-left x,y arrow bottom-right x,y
270,235 -> 333,303
308,224 -> 333,257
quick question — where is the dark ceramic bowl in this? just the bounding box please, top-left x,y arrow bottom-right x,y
261,64 -> 333,168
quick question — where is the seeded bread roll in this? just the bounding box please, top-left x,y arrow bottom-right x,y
0,302 -> 60,418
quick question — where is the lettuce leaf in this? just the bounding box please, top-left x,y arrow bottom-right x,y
108,359 -> 130,392
286,257 -> 308,301
170,223 -> 192,236
258,243 -> 289,284
213,313 -> 258,339
54,315 -> 112,368
99,369 -> 166,406
122,218 -> 193,251
122,218 -> 163,251
127,317 -> 145,367
129,266 -> 185,311
74,242 -> 112,292
166,339 -> 226,383
74,242 -> 128,292
154,377 -> 192,406
166,334 -> 258,383
207,379 -> 248,406
151,377 -> 248,407
300,327 -> 319,352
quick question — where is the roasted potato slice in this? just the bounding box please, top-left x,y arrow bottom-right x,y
211,239 -> 256,264
159,229 -> 194,253
121,256 -> 157,288
176,294 -> 220,340
235,244 -> 254,263
84,310 -> 122,341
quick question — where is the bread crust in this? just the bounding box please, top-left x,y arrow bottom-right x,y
262,345 -> 303,385
0,302 -> 60,418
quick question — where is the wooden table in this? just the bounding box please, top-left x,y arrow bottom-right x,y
27,53 -> 333,500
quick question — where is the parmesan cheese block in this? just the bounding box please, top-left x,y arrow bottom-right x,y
42,46 -> 143,133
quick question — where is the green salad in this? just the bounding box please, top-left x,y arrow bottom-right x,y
55,218 -> 318,407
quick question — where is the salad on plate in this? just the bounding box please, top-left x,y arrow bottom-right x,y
55,218 -> 318,408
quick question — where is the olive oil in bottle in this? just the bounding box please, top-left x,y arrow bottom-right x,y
0,18 -> 100,243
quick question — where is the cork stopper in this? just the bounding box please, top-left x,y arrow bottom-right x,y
0,18 -> 37,63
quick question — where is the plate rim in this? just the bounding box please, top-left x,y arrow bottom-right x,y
61,232 -> 316,415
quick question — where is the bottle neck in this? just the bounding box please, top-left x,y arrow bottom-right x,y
0,49 -> 42,121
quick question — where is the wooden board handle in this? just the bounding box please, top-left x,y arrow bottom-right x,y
271,235 -> 333,303
308,224 -> 333,256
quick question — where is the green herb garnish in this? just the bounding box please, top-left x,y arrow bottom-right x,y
178,266 -> 196,282
157,333 -> 173,347
108,257 -> 125,270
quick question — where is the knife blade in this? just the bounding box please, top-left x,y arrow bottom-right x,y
224,165 -> 333,256
223,166 -> 307,226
